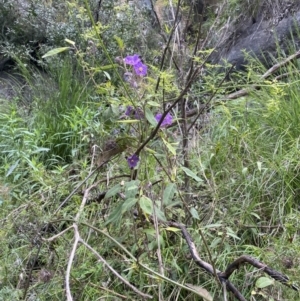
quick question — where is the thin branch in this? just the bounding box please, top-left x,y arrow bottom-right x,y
168,222 -> 220,275
135,65 -> 203,156
181,97 -> 190,191
65,224 -> 80,301
223,49 -> 300,101
155,0 -> 182,93
89,283 -> 127,299
187,65 -> 235,132
54,156 -> 117,214
42,226 -> 73,242
149,0 -> 180,72
79,238 -> 153,299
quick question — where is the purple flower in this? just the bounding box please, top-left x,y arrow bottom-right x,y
155,112 -> 173,127
133,62 -> 147,76
134,108 -> 144,119
125,105 -> 134,116
124,54 -> 141,66
124,54 -> 147,77
127,154 -> 139,169
125,106 -> 144,120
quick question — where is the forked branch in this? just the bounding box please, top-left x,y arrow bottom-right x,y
168,221 -> 298,301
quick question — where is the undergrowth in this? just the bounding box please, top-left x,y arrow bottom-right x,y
0,1 -> 300,301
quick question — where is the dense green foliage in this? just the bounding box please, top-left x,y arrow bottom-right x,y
0,1 -> 300,301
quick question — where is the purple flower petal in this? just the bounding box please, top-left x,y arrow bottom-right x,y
125,106 -> 134,116
124,106 -> 144,120
155,112 -> 173,127
127,154 -> 139,169
133,62 -> 147,76
124,54 -> 141,66
134,107 -> 144,119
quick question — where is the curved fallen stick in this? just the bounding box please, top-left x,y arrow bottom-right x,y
168,221 -> 298,301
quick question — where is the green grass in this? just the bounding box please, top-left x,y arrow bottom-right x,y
1,5 -> 300,301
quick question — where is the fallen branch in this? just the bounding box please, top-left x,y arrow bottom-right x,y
220,255 -> 299,291
46,179 -> 154,301
168,221 -> 298,301
224,49 -> 300,101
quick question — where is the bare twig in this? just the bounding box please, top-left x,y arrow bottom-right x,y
54,155 -> 119,214
181,97 -> 190,191
79,238 -> 153,299
223,49 -> 300,101
187,64 -> 235,132
65,224 -> 80,301
89,283 -> 127,299
155,0 -> 182,93
42,226 -> 73,242
149,0 -> 180,72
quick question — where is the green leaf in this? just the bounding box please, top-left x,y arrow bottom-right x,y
203,223 -> 222,229
226,227 -> 240,240
31,147 -> 50,154
116,119 -> 140,123
147,100 -> 161,107
144,228 -> 156,236
99,64 -> 118,70
257,161 -> 262,172
65,38 -> 75,46
114,35 -> 124,51
138,199 -> 166,221
163,183 -> 176,205
148,234 -> 165,250
250,212 -> 261,219
164,227 -> 181,232
181,166 -> 203,182
154,206 -> 167,222
103,71 -> 111,80
242,167 -> 248,175
122,198 -> 138,212
42,47 -> 70,58
255,277 -> 274,289
6,159 -> 20,177
105,202 -> 123,225
145,107 -> 157,126
162,137 -> 177,155
125,180 -> 140,199
104,184 -> 122,199
190,207 -> 200,220
139,196 -> 153,215
185,284 -> 213,301
210,237 -> 222,248
144,147 -> 157,154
